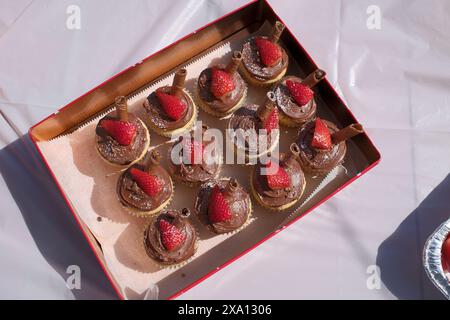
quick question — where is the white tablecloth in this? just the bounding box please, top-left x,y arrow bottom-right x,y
0,0 -> 449,299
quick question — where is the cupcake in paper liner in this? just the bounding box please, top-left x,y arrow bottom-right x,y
96,96 -> 150,168
143,208 -> 198,267
143,69 -> 197,138
227,91 -> 280,165
296,118 -> 364,175
117,149 -> 174,218
272,69 -> 326,128
250,143 -> 306,212
167,125 -> 222,187
194,177 -> 252,235
239,21 -> 288,87
196,51 -> 248,119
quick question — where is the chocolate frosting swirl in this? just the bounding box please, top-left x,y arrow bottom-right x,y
168,128 -> 220,185
228,104 -> 276,155
195,179 -> 251,234
252,149 -> 305,208
96,112 -> 148,165
144,209 -> 197,265
143,86 -> 194,131
117,162 -> 172,211
296,120 -> 347,175
273,76 -> 316,125
197,66 -> 246,114
242,36 -> 288,81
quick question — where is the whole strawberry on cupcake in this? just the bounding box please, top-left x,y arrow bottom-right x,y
195,178 -> 251,235
143,208 -> 197,266
117,150 -> 173,217
196,51 -> 247,118
144,69 -> 197,137
96,96 -> 150,167
167,125 -> 221,187
250,143 -> 306,211
228,91 -> 280,164
273,69 -> 326,127
240,21 -> 288,86
296,118 -> 364,175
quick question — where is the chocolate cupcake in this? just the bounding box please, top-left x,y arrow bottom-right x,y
196,51 -> 247,118
143,208 -> 197,266
240,21 -> 288,86
296,118 -> 364,175
96,96 -> 150,167
117,150 -> 173,217
144,69 -> 197,137
273,69 -> 326,127
195,178 -> 251,235
167,125 -> 221,187
227,91 -> 280,164
250,143 -> 306,211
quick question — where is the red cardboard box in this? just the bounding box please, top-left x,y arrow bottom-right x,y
28,0 -> 381,299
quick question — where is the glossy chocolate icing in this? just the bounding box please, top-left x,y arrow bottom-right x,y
144,209 -> 197,265
143,86 -> 194,131
168,127 -> 220,185
195,179 -> 251,234
96,112 -> 148,165
273,76 -> 316,125
241,36 -> 288,81
296,120 -> 347,175
252,144 -> 305,208
228,102 -> 277,156
117,152 -> 172,211
197,66 -> 246,114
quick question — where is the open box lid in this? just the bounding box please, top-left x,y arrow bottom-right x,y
28,0 -> 381,299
